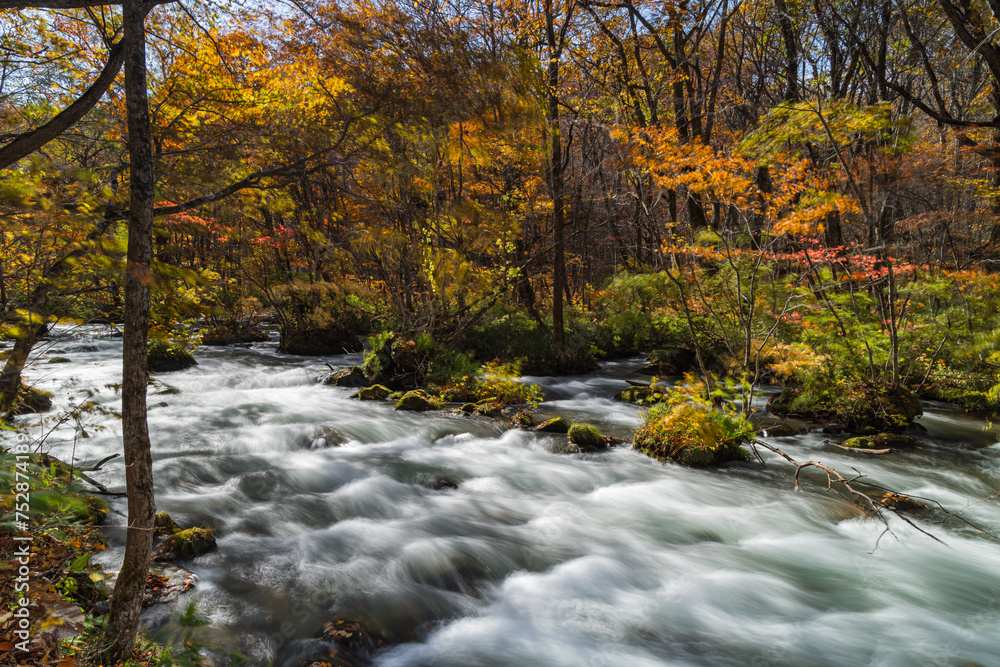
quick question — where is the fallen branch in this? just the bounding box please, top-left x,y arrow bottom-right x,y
828,443 -> 893,455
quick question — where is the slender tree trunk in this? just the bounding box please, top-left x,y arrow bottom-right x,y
99,0 -> 155,661
545,0 -> 567,364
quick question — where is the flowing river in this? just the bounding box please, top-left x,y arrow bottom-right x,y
8,327 -> 1000,666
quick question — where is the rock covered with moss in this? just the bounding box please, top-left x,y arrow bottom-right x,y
11,384 -> 53,415
535,416 -> 571,433
842,432 -> 919,449
354,384 -> 391,400
154,511 -> 183,537
634,403 -> 750,466
568,423 -> 605,450
148,339 -> 197,372
394,390 -> 440,411
769,383 -> 922,433
153,527 -> 217,562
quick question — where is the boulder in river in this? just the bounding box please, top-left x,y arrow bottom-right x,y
12,384 -> 53,415
47,356 -> 72,364
634,403 -> 749,466
841,433 -> 918,449
153,527 -> 217,561
354,384 -> 391,400
769,383 -> 922,433
568,423 -> 605,450
154,511 -> 183,537
324,365 -> 368,387
536,416 -> 571,433
394,390 -> 439,411
148,340 -> 197,372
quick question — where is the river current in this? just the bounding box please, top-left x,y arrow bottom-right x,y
7,327 -> 1000,666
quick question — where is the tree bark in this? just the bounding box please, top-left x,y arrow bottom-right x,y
544,0 -> 572,365
99,0 -> 155,661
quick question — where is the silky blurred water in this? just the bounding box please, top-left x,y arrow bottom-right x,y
6,326 -> 1000,666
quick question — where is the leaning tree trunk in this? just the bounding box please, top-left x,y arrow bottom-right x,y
99,0 -> 156,661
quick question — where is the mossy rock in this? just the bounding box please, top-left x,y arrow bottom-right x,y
11,385 -> 54,415
568,423 -> 605,450
154,511 -> 183,537
153,527 -> 217,561
459,402 -> 477,414
280,325 -> 363,355
324,365 -> 368,387
633,403 -> 749,466
354,384 -> 391,401
842,432 -> 918,449
47,357 -> 72,364
769,383 -> 922,433
148,340 -> 197,373
394,390 -> 439,411
536,417 -> 571,433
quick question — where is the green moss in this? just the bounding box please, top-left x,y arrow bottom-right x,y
770,383 -> 922,432
47,357 -> 72,364
394,390 -> 440,411
154,526 -> 217,561
842,433 -> 918,449
148,339 -> 197,373
535,417 -> 571,433
633,403 -> 750,466
354,384 -> 391,400
154,511 -> 183,537
568,423 -> 605,449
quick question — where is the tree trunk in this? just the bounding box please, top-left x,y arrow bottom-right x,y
99,0 -> 156,661
545,0 -> 568,365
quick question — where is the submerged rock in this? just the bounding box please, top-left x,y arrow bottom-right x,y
153,527 -> 217,562
880,492 -> 927,511
535,417 -> 571,433
47,356 -> 72,364
311,426 -> 346,448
